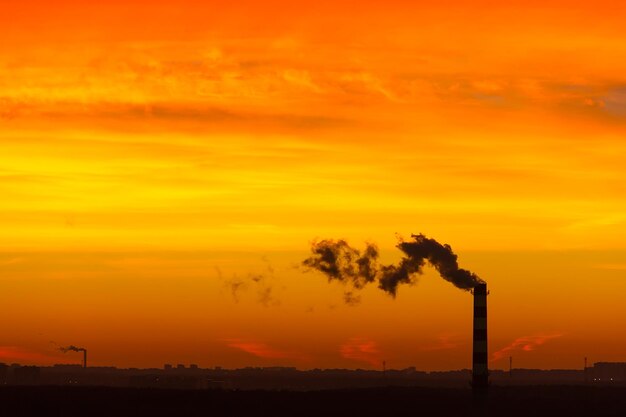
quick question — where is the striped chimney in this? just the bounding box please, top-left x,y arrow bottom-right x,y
472,283 -> 488,388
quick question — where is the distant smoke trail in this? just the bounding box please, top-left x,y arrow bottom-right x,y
303,234 -> 484,299
220,264 -> 280,307
59,345 -> 86,353
60,345 -> 87,368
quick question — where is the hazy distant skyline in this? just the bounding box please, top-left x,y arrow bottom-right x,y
1,0 -> 626,370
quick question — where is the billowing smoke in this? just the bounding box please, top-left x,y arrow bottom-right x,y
302,239 -> 379,289
60,345 -> 86,353
303,234 -> 484,298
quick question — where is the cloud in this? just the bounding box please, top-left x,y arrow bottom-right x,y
0,98 -> 27,120
339,338 -> 381,367
5,100 -> 351,134
4,12 -> 626,136
0,346 -> 66,365
223,339 -> 304,360
420,333 -> 462,351
491,333 -> 564,363
604,87 -> 626,117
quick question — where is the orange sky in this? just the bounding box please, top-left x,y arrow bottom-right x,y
1,0 -> 626,371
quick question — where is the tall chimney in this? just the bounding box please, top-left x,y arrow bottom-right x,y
472,283 -> 488,389
83,350 -> 87,369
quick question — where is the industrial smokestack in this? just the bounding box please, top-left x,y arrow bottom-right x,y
303,233 -> 488,391
60,345 -> 87,368
472,283 -> 488,389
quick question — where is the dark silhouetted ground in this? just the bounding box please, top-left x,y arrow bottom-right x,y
1,385 -> 625,417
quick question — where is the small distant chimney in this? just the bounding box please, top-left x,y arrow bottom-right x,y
83,349 -> 87,369
472,283 -> 488,389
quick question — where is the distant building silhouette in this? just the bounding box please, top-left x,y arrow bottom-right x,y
13,366 -> 41,385
2,362 -> 625,390
592,363 -> 626,383
0,363 -> 8,384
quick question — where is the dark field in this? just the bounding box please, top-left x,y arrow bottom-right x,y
1,385 -> 625,417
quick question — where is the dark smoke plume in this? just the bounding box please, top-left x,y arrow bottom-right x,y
303,234 -> 484,299
343,291 -> 361,306
302,239 -> 379,289
60,345 -> 86,353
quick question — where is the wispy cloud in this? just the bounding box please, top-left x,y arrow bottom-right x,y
223,339 -> 304,360
0,346 -> 66,365
420,333 -> 463,351
564,213 -> 626,232
339,337 -> 381,367
491,333 -> 564,363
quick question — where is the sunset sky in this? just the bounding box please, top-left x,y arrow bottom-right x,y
2,0 -> 626,371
